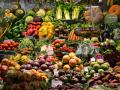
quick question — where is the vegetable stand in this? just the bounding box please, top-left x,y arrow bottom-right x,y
0,0 -> 120,90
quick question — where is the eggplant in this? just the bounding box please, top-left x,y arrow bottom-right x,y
33,16 -> 43,22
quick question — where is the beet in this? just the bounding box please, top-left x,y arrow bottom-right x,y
40,64 -> 48,71
38,59 -> 46,65
33,62 -> 40,67
26,64 -> 32,70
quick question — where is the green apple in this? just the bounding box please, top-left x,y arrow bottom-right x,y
90,62 -> 98,67
98,69 -> 104,73
93,64 -> 100,71
100,64 -> 109,70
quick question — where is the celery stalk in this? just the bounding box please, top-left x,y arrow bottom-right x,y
56,5 -> 62,20
64,9 -> 70,20
72,6 -> 80,20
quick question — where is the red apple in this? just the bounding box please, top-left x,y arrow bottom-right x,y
2,65 -> 8,71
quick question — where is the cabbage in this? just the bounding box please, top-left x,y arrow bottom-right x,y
44,16 -> 53,22
25,16 -> 33,23
36,9 -> 46,17
46,10 -> 53,16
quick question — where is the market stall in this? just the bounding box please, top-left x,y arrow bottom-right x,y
0,0 -> 120,90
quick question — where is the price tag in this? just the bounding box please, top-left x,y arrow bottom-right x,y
52,79 -> 62,87
90,57 -> 96,62
41,45 -> 47,51
54,70 -> 59,76
47,45 -> 54,55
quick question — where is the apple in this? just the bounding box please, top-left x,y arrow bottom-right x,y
46,57 -> 55,62
90,62 -> 98,67
79,64 -> 84,70
2,65 -> 8,71
75,67 -> 81,72
69,52 -> 76,58
69,59 -> 77,67
63,64 -> 70,71
57,62 -> 63,68
96,59 -> 104,64
62,55 -> 70,63
73,57 -> 81,64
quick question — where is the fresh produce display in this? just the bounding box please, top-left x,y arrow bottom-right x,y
88,72 -> 120,88
68,30 -> 82,41
55,1 -> 84,20
12,53 -> 30,64
0,40 -> 19,50
0,0 -> 120,89
38,22 -> 54,39
2,69 -> 49,90
83,58 -> 111,80
52,39 -> 76,57
54,69 -> 86,84
20,55 -> 57,73
57,52 -> 83,72
7,18 -> 27,39
22,21 -> 41,37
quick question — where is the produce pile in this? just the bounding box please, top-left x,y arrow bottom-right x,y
0,0 -> 120,90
